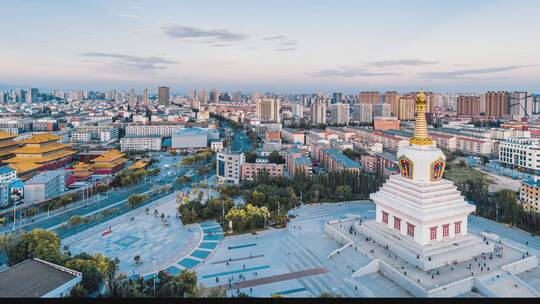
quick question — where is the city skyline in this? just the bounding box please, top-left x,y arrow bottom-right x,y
1,0 -> 539,93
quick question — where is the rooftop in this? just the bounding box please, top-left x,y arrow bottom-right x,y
25,170 -> 63,185
323,148 -> 362,169
91,149 -> 125,163
0,259 -> 81,298
122,134 -> 162,139
173,127 -> 207,136
522,177 -> 540,188
21,133 -> 61,144
0,166 -> 15,175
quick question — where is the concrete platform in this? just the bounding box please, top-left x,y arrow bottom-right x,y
358,220 -> 494,271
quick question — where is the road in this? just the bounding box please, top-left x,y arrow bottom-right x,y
0,155 -> 191,235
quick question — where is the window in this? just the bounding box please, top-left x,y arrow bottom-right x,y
454,221 -> 462,234
394,217 -> 401,230
442,224 -> 450,237
382,211 -> 388,224
406,222 -> 415,237
430,226 -> 437,240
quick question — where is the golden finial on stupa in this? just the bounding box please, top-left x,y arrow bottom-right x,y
410,89 -> 433,146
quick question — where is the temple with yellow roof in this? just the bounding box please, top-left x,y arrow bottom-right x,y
71,162 -> 94,181
91,149 -> 127,175
0,131 -> 21,162
5,133 -> 77,178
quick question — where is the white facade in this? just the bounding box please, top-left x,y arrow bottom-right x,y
310,102 -> 326,124
120,135 -> 162,151
216,152 -> 244,184
24,170 -> 65,203
125,124 -> 184,137
210,140 -> 224,152
499,137 -> 540,172
281,128 -> 305,144
70,131 -> 91,143
100,128 -> 119,142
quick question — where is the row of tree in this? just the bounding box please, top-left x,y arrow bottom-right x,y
178,197 -> 235,224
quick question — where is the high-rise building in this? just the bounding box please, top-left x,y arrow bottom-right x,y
310,101 -> 326,124
256,99 -> 280,123
232,91 -> 242,103
129,88 -> 136,106
457,95 -> 480,116
330,103 -> 350,125
209,89 -> 220,104
158,86 -> 170,106
483,91 -> 509,118
510,91 -> 535,120
199,89 -> 207,104
383,91 -> 400,108
142,88 -> 149,106
352,103 -> 372,123
332,92 -> 343,104
373,103 -> 392,118
293,103 -> 303,119
358,91 -> 381,104
398,96 -> 415,120
26,88 -> 38,103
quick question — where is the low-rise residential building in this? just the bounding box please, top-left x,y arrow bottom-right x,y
216,152 -> 244,184
520,176 -> 540,213
241,162 -> 285,180
24,170 -> 65,203
374,116 -> 400,131
120,134 -> 162,152
70,130 -> 92,143
125,124 -> 184,137
210,139 -> 224,152
281,128 -> 305,144
329,138 -> 354,152
318,148 -> 361,172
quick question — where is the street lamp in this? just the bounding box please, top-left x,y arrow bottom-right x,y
152,258 -> 157,297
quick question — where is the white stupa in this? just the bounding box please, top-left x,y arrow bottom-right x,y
358,90 -> 493,271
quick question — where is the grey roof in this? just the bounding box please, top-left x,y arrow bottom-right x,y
0,259 -> 79,298
25,170 -> 62,185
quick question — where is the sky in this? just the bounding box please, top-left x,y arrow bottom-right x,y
0,0 -> 539,94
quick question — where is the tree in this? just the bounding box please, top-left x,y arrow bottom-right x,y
128,194 -> 147,209
65,253 -> 117,294
7,229 -> 63,265
336,185 -> 352,201
267,151 -> 285,164
69,215 -> 85,227
244,151 -> 257,163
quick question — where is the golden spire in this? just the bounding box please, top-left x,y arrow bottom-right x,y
410,89 -> 433,146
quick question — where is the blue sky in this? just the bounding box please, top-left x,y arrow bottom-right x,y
0,0 -> 539,93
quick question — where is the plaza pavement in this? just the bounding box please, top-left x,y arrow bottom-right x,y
60,198 -> 540,298
64,192 -> 202,277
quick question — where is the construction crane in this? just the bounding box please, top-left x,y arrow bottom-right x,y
509,92 -> 538,119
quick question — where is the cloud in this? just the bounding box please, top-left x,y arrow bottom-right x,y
80,52 -> 179,70
307,67 -> 401,78
367,59 -> 438,67
275,47 -> 297,52
263,35 -> 287,41
161,25 -> 248,44
418,65 -> 538,79
116,14 -> 141,19
129,6 -> 144,10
